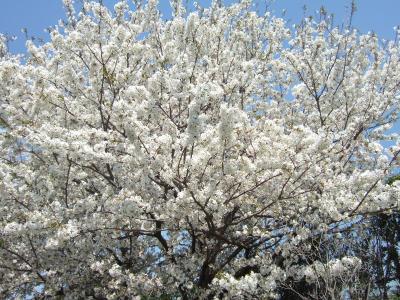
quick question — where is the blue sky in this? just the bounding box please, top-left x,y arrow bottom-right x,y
0,0 -> 399,54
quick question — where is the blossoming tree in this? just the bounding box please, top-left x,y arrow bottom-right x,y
1,0 -> 400,299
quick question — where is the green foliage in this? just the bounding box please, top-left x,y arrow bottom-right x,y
387,174 -> 400,185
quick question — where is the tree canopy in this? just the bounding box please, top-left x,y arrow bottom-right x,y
1,1 -> 400,299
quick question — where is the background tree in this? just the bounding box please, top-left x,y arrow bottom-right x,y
1,0 -> 400,299
356,175 -> 400,299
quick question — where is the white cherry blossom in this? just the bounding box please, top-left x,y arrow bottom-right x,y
1,1 -> 400,299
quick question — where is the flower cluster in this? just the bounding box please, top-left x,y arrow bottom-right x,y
1,0 -> 400,298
